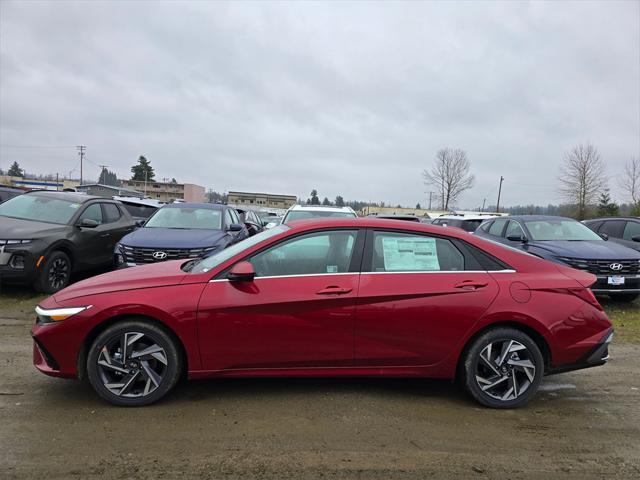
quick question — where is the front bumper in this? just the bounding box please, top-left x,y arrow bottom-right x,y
591,275 -> 640,294
547,329 -> 613,375
0,248 -> 39,286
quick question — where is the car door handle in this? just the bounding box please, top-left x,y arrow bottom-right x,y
316,286 -> 353,295
454,281 -> 488,290
100,233 -> 111,238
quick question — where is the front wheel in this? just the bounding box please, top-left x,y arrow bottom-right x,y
34,250 -> 71,293
609,293 -> 639,303
462,328 -> 544,409
86,320 -> 182,406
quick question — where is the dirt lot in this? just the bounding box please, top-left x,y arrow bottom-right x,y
1,289 -> 639,479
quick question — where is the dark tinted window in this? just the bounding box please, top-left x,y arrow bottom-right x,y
121,203 -> 157,219
370,231 -> 464,272
102,203 -> 121,223
623,221 -> 640,240
461,219 -> 482,232
599,220 -> 625,237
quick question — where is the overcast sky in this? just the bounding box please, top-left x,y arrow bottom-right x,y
1,0 -> 639,208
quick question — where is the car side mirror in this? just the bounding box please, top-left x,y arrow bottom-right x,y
228,223 -> 244,232
506,234 -> 528,243
632,235 -> 640,243
599,233 -> 609,241
228,261 -> 255,282
78,218 -> 99,228
135,219 -> 146,227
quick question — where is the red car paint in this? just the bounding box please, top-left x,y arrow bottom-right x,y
32,218 -> 612,382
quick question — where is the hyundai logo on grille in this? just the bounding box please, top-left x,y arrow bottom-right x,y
609,263 -> 623,271
152,251 -> 168,260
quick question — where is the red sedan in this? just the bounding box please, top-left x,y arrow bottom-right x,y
32,218 -> 613,408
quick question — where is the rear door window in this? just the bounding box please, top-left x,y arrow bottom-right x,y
599,220 -> 625,238
369,231 -> 465,272
102,203 -> 122,223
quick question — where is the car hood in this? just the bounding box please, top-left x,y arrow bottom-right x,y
528,240 -> 640,260
53,260 -> 189,301
0,216 -> 67,238
119,227 -> 228,248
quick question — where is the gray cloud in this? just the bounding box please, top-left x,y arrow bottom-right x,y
1,0 -> 638,208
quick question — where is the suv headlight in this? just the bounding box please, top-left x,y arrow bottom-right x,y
0,239 -> 32,245
35,305 -> 91,323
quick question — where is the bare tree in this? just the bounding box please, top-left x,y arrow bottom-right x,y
558,143 -> 606,220
422,148 -> 475,210
620,157 -> 640,205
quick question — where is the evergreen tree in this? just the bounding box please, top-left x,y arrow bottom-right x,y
335,195 -> 345,207
322,197 -> 331,206
597,190 -> 619,216
7,161 -> 23,177
98,168 -> 119,186
309,189 -> 320,205
130,156 -> 155,181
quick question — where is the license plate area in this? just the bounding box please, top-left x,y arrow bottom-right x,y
608,276 -> 625,286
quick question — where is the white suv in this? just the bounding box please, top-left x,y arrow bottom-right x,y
282,204 -> 357,224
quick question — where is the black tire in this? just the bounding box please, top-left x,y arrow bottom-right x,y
609,293 -> 639,303
462,327 -> 544,409
34,250 -> 71,293
86,320 -> 182,406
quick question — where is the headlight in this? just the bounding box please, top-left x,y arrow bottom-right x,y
35,305 -> 91,323
0,239 -> 32,245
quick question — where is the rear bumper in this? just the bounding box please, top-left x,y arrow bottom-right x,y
547,329 -> 613,375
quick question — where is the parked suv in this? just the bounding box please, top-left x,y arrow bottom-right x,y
476,215 -> 640,302
583,217 -> 640,252
0,191 -> 135,292
114,203 -> 248,267
282,205 -> 357,224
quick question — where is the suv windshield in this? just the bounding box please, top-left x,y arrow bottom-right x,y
284,210 -> 356,223
191,224 -> 289,273
145,207 -> 222,230
524,220 -> 603,241
0,194 -> 81,225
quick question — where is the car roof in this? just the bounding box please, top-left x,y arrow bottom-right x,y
436,215 -> 492,221
0,186 -> 24,193
24,190 -> 101,203
287,204 -> 355,213
584,216 -> 639,222
161,202 -> 227,210
496,215 -> 576,222
113,196 -> 163,208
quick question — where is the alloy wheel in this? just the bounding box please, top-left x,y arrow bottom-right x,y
97,332 -> 168,398
48,257 -> 69,290
474,339 -> 536,402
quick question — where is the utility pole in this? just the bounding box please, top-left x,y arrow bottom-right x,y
496,176 -> 504,213
144,170 -> 148,196
76,146 -> 86,185
482,198 -> 486,212
428,191 -> 433,210
56,173 -> 59,191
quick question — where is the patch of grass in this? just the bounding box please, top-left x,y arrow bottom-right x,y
0,287 -> 46,317
600,298 -> 640,343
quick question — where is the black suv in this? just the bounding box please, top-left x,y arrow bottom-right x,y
584,217 -> 640,252
0,191 -> 135,292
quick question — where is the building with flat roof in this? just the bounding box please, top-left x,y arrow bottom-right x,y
228,191 -> 297,210
76,183 -> 143,198
120,180 -> 205,203
0,175 -> 79,191
360,205 -> 448,218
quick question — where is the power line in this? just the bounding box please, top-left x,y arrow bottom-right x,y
0,145 -> 77,149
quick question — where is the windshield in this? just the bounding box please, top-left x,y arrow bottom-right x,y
145,207 -> 222,230
0,194 -> 81,225
525,220 -> 603,241
191,224 -> 289,273
284,210 -> 356,223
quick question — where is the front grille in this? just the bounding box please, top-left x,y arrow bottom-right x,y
558,257 -> 640,275
122,245 -> 214,264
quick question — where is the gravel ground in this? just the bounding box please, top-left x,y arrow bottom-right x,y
1,304 -> 639,479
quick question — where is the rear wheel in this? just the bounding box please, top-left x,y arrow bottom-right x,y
609,293 -> 639,303
86,320 -> 181,406
463,328 -> 543,408
34,250 -> 71,293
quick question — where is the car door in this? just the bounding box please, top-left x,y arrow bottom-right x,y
355,229 -> 500,367
197,228 -> 364,371
100,203 -> 134,259
73,203 -> 111,268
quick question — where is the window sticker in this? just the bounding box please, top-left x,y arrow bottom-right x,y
382,237 -> 440,271
69,203 -> 80,209
326,265 -> 338,273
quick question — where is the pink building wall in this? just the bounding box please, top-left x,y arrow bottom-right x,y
183,183 -> 206,202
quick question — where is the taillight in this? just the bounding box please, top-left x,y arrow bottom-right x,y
569,288 -> 603,311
